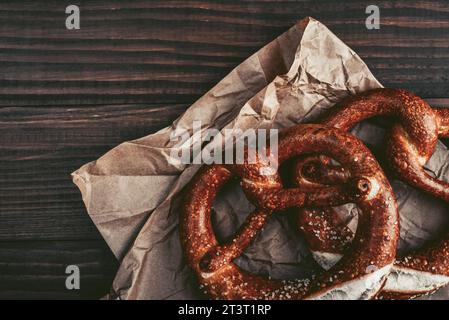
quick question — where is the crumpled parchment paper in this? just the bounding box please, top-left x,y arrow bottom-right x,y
72,17 -> 449,300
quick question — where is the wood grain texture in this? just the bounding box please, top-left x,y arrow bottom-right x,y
0,0 -> 448,106
1,0 -> 449,299
0,240 -> 118,299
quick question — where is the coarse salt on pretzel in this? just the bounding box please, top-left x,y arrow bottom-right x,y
293,88 -> 449,299
181,124 -> 399,300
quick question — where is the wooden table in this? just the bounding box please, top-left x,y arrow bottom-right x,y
1,0 -> 448,299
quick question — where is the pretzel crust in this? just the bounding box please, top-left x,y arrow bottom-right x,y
294,89 -> 449,299
181,125 -> 399,300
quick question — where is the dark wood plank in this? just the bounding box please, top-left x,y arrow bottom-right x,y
0,1 -> 448,106
0,103 -> 186,240
0,240 -> 118,299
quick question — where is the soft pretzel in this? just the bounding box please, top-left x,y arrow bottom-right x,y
322,88 -> 449,201
181,124 -> 399,300
293,89 -> 449,299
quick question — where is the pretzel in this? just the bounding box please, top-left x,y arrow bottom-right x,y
293,88 -> 449,299
181,124 -> 399,300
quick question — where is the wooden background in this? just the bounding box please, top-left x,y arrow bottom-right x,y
1,0 -> 449,299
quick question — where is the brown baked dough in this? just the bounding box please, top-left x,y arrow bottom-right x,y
293,89 -> 449,299
181,124 -> 399,300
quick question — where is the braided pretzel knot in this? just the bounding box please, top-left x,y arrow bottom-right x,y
181,124 -> 399,300
293,88 -> 449,299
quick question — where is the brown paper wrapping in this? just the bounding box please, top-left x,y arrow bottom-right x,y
72,17 -> 449,300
